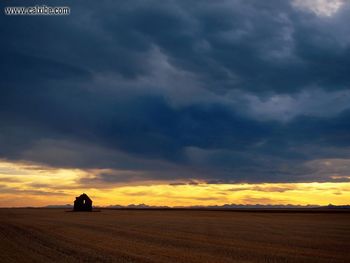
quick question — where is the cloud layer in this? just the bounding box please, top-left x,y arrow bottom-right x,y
1,0 -> 350,184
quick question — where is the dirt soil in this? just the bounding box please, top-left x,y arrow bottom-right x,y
0,209 -> 349,263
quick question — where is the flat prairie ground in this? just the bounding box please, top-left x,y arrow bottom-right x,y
0,209 -> 349,263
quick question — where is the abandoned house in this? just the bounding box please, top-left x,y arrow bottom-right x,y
74,193 -> 93,211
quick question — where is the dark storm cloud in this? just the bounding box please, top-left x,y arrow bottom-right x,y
1,0 -> 350,184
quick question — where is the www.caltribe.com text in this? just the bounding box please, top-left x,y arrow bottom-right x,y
4,5 -> 70,16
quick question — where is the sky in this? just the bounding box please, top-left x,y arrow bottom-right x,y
1,0 -> 350,207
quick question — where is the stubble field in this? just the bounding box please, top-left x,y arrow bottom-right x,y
0,209 -> 349,263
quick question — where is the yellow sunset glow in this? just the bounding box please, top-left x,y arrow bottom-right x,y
0,160 -> 349,207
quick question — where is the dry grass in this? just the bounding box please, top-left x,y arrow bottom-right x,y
0,209 -> 349,262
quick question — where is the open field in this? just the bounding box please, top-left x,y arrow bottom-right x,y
0,209 -> 349,263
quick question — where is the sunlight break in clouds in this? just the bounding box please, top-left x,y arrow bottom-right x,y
0,160 -> 349,207
293,0 -> 344,17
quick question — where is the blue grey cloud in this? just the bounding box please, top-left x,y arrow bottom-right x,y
1,0 -> 350,184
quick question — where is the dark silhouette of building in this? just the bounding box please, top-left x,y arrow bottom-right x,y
74,193 -> 92,211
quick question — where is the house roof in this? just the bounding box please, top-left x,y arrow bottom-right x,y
76,193 -> 92,202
